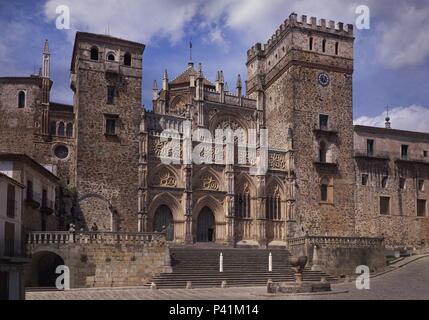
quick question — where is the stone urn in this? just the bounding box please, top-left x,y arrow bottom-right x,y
289,256 -> 308,283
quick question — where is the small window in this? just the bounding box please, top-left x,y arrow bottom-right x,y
424,151 -> 428,158
380,197 -> 390,215
107,53 -> 115,61
362,174 -> 369,186
322,39 -> 326,53
319,114 -> 329,130
417,199 -> 427,217
320,177 -> 333,204
309,37 -> 313,50
27,180 -> 33,201
319,141 -> 327,163
90,47 -> 99,60
7,184 -> 15,218
399,177 -> 406,190
58,122 -> 65,136
335,42 -> 339,55
49,121 -> 57,135
66,123 -> 73,138
107,86 -> 115,105
4,222 -> 15,257
321,183 -> 328,202
367,139 -> 374,156
18,91 -> 26,108
105,118 -> 116,135
418,180 -> 425,192
124,52 -> 132,66
401,145 -> 408,160
381,176 -> 388,188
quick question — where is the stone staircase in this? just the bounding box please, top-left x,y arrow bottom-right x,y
147,247 -> 335,288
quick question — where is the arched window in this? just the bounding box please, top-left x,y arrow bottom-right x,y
49,121 -> 56,135
66,123 -> 73,138
124,52 -> 131,66
90,47 -> 99,60
58,122 -> 65,136
309,37 -> 313,50
322,39 -> 326,53
18,91 -> 26,108
235,184 -> 251,218
107,52 -> 115,61
319,141 -> 327,163
335,42 -> 339,55
266,187 -> 281,220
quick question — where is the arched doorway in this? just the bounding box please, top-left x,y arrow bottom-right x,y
30,251 -> 65,287
153,205 -> 174,241
197,207 -> 216,242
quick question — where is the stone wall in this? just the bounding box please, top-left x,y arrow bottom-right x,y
247,15 -> 356,238
71,33 -> 145,232
26,232 -> 168,288
354,126 -> 429,249
288,236 -> 386,276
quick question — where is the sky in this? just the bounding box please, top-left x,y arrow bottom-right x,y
1,0 -> 429,132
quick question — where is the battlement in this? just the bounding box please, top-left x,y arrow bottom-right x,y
247,13 -> 354,61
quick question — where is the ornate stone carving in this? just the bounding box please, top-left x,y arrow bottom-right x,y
269,152 -> 287,170
201,175 -> 219,191
155,170 -> 177,187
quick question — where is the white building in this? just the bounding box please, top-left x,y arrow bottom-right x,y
0,172 -> 26,300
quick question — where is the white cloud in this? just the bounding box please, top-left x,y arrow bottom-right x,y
354,105 -> 429,133
44,0 -> 201,44
42,0 -> 429,70
375,4 -> 429,69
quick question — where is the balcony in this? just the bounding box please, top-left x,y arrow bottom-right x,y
105,61 -> 120,74
395,155 -> 429,165
313,124 -> 338,138
354,149 -> 390,160
40,201 -> 55,215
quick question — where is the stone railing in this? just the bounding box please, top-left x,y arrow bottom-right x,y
27,231 -> 72,244
27,231 -> 166,245
288,235 -> 384,249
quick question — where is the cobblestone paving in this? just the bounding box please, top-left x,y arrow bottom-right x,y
26,256 -> 429,300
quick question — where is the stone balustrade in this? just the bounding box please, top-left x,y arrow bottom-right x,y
287,235 -> 384,249
27,231 -> 166,245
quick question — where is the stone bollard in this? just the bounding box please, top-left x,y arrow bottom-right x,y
186,281 -> 193,289
150,282 -> 157,290
267,279 -> 276,293
221,280 -> 228,288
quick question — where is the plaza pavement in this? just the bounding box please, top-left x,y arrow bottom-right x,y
26,255 -> 429,300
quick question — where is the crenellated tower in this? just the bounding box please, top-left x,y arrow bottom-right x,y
247,13 -> 355,237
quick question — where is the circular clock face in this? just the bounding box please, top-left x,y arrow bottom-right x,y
318,73 -> 330,86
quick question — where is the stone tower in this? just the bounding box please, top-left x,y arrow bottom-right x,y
70,32 -> 145,231
246,13 -> 355,236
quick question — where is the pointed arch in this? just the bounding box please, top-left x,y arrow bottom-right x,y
193,195 -> 224,224
193,166 -> 223,192
149,164 -> 182,188
147,192 -> 181,222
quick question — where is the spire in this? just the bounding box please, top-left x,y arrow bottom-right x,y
188,39 -> 194,68
197,63 -> 204,79
43,39 -> 50,55
152,80 -> 159,100
385,105 -> 391,129
42,39 -> 50,78
236,74 -> 242,96
224,82 -> 229,93
162,69 -> 168,91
